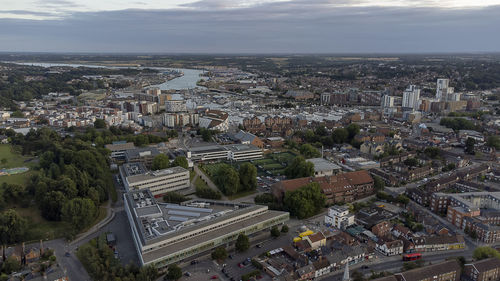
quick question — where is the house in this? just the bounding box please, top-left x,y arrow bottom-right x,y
371,221 -> 391,238
361,141 -> 385,156
304,232 -> 326,250
464,257 -> 500,281
413,235 -> 465,252
376,239 -> 403,256
394,259 -> 461,281
392,225 -> 413,241
232,130 -> 264,148
296,264 -> 315,280
272,170 -> 374,204
313,258 -> 332,278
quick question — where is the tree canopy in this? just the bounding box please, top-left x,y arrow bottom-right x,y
283,182 -> 325,219
284,156 -> 315,179
152,154 -> 170,170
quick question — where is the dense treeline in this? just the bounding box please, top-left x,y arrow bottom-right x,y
8,128 -> 113,235
439,117 -> 478,131
211,163 -> 257,196
0,63 -> 155,108
77,233 -> 157,281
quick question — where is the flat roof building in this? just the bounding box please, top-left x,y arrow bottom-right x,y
188,143 -> 263,162
307,158 -> 342,177
124,190 -> 289,269
119,163 -> 189,197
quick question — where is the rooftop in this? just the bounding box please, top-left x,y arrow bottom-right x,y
126,166 -> 188,184
306,158 -> 341,172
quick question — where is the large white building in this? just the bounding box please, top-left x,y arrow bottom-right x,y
436,78 -> 455,101
124,191 -> 289,269
402,85 -> 420,110
325,206 -> 355,229
165,99 -> 187,113
188,144 -> 263,162
119,163 -> 190,197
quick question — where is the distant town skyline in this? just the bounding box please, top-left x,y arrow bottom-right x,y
1,0 -> 500,53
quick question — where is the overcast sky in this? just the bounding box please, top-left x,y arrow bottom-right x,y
1,0 -> 500,53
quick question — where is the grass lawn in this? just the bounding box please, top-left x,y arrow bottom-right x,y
0,170 -> 37,185
194,177 -> 209,189
11,205 -> 71,242
0,144 -> 34,169
190,170 -> 196,181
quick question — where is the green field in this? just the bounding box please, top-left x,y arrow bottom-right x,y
0,144 -> 37,185
0,144 -> 29,169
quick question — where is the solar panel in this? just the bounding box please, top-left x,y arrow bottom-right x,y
165,204 -> 212,213
168,210 -> 201,217
169,216 -> 189,222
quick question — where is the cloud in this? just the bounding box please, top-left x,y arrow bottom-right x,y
0,0 -> 499,53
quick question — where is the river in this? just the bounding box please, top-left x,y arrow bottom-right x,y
8,62 -> 207,90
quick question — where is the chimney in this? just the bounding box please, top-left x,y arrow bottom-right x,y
40,240 -> 44,256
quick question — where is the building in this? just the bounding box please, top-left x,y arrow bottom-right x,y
272,170 -> 374,204
324,206 -> 355,229
436,78 -> 450,101
464,257 -> 500,281
225,144 -> 263,161
188,144 -> 229,162
165,99 -> 187,113
124,190 -> 289,269
105,141 -> 136,160
119,163 -> 190,197
232,130 -> 264,148
306,158 -> 342,177
371,221 -> 391,238
394,259 -> 461,281
303,232 -> 326,250
402,85 -> 420,110
376,239 -> 403,256
199,110 -> 229,132
124,147 -> 161,167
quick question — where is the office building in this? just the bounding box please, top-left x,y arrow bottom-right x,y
119,163 -> 190,197
306,158 -> 342,177
225,144 -> 263,161
325,206 -> 355,229
124,190 -> 289,269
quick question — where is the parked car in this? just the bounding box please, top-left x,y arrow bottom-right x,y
210,275 -> 218,279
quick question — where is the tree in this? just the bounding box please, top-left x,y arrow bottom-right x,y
1,256 -> 21,274
299,144 -> 320,159
165,264 -> 182,281
473,247 -> 500,260
351,270 -> 365,281
403,158 -> 419,167
486,135 -> 500,150
61,198 -> 97,233
239,163 -> 257,191
284,156 -> 315,179
465,137 -> 476,154
236,233 -> 250,252
0,209 -> 27,244
215,165 -> 240,195
41,191 -> 68,221
332,128 -> 349,144
93,119 -> 106,129
171,156 -> 188,169
196,185 -> 222,200
163,192 -> 189,204
373,176 -> 385,190
271,226 -> 281,238
283,183 -> 325,219
281,225 -> 289,233
346,123 -> 361,141
152,154 -> 170,170
424,147 -> 440,158
211,247 -> 228,261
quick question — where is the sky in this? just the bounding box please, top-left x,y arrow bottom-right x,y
0,0 -> 500,53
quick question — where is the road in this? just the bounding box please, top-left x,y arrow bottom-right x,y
320,247 -> 475,281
